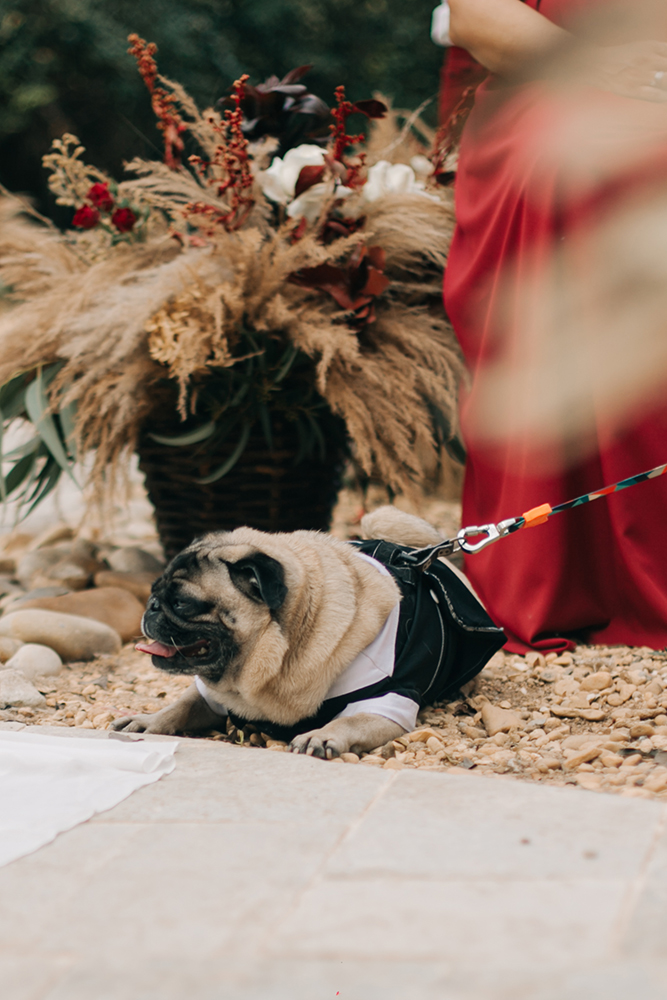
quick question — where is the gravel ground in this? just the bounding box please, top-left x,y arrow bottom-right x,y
5,482 -> 667,800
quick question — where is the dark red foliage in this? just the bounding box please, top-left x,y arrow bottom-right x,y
289,243 -> 390,328
221,66 -> 332,156
87,183 -> 114,212
294,164 -> 325,197
319,214 -> 365,245
72,205 -> 100,229
431,84 -> 478,184
111,207 -> 138,232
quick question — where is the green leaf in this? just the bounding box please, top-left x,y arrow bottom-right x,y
258,403 -> 273,450
0,374 -> 27,419
0,408 -> 5,503
293,415 -> 311,466
274,345 -> 298,384
196,422 -> 251,484
3,436 -> 41,461
58,402 -> 77,455
24,370 -> 77,484
26,458 -> 62,514
306,412 -> 326,463
149,420 -> 216,447
4,451 -> 37,497
229,382 -> 249,407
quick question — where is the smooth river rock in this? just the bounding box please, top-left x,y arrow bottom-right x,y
0,610 -> 121,661
107,546 -> 164,575
93,570 -> 155,604
0,636 -> 23,662
18,587 -> 144,643
5,643 -> 63,680
0,669 -> 46,708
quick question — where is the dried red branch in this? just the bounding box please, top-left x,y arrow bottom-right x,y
431,83 -> 478,182
128,33 -> 187,170
329,87 -> 387,163
184,76 -> 255,233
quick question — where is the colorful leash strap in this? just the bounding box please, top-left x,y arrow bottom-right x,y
405,461 -> 667,571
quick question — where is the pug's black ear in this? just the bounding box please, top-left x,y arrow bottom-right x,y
227,553 -> 287,610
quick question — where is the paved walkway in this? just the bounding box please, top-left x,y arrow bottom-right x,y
1,724 -> 667,1000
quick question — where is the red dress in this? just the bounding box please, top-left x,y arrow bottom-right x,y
444,0 -> 667,653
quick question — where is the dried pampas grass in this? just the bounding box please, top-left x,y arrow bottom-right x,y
0,64 -> 462,507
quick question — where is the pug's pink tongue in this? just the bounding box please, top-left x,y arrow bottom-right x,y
135,640 -> 177,658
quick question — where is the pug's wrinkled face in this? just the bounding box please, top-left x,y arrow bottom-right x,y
137,543 -> 287,683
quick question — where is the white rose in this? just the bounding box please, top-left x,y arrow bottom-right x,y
257,144 -> 326,205
362,160 -> 438,203
287,182 -> 353,224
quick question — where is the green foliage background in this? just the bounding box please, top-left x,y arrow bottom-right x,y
0,0 -> 442,219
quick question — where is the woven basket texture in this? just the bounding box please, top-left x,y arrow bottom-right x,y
138,420 -> 346,560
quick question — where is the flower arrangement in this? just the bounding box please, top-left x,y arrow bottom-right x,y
0,34 -> 463,533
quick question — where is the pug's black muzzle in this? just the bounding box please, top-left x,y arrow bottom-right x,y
142,596 -> 238,683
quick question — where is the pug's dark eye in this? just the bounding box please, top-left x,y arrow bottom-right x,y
169,593 -> 213,617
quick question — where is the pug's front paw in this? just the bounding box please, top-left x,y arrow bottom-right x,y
110,712 -> 177,735
288,730 -> 344,759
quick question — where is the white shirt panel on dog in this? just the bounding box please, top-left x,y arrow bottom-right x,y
195,676 -> 228,716
333,692 -> 419,732
323,552 -> 401,699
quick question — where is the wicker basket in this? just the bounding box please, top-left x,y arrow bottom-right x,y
138,417 -> 347,560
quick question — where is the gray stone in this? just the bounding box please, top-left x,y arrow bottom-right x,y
3,586 -> 70,614
15,548 -> 62,589
0,669 -> 46,708
5,643 -> 63,679
106,546 -> 164,575
0,609 -> 121,661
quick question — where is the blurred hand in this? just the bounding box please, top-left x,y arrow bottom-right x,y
589,41 -> 667,102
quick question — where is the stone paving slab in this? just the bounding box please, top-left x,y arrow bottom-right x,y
1,725 -> 666,1000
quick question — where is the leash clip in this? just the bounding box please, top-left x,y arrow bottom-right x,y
457,518 -> 517,554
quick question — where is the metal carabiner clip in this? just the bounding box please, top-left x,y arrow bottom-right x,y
457,523 -> 502,554
457,517 -> 518,554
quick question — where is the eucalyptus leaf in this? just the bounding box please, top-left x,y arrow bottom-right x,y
0,375 -> 27,420
293,415 -> 310,466
26,458 -> 62,513
4,451 -> 36,496
149,420 -> 216,447
258,403 -> 273,450
24,371 -> 77,484
306,412 -> 326,463
3,436 -> 42,461
0,408 -> 5,503
59,402 -> 77,455
275,345 -> 298,384
196,422 -> 251,484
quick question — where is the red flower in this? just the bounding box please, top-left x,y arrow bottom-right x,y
111,207 -> 137,233
87,182 -> 114,212
72,205 -> 100,230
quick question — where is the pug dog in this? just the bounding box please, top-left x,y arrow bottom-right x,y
112,508 -> 504,757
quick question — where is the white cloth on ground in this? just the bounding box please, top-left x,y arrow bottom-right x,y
0,730 -> 177,868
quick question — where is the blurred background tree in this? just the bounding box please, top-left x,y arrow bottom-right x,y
0,0 -> 441,221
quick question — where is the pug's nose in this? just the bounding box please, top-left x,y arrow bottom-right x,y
148,596 -> 160,611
